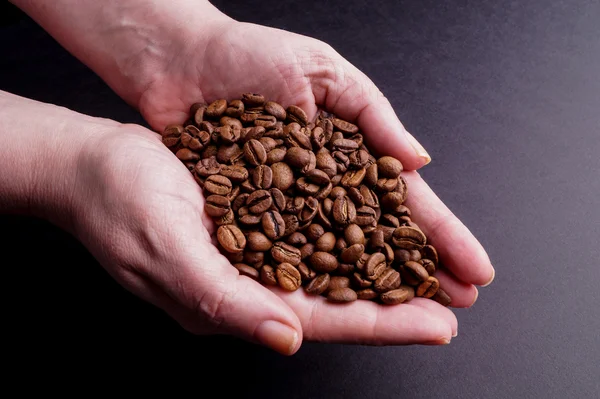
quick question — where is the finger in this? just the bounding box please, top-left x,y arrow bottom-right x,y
409,297 -> 458,337
273,287 -> 453,345
402,171 -> 495,286
434,269 -> 479,308
308,53 -> 430,170
139,207 -> 304,356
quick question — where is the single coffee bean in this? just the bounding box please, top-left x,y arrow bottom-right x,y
305,169 -> 331,185
332,138 -> 359,154
286,105 -> 308,126
175,148 -> 200,162
348,187 -> 364,207
219,124 -> 242,143
276,262 -> 302,291
360,185 -> 379,208
243,139 -> 267,165
306,224 -> 325,242
392,226 -> 427,250
299,197 -> 319,226
327,276 -> 350,293
356,252 -> 370,271
287,232 -> 308,246
376,177 -> 398,192
421,245 -> 439,267
327,287 -> 357,303
374,268 -> 401,293
296,177 -> 320,196
377,156 -> 403,178
204,195 -> 231,217
310,252 -> 338,273
356,288 -> 378,300
205,175 -> 232,195
332,195 -> 357,226
271,241 -> 302,266
260,265 -> 278,286
217,224 -> 246,253
232,193 -> 249,212
335,237 -> 348,252
298,262 -> 316,281
195,157 -> 221,177
394,175 -> 408,203
305,273 -> 331,295
246,190 -> 272,214
286,196 -> 305,215
355,206 -> 377,226
300,243 -> 316,260
241,93 -> 265,107
214,209 -> 236,226
282,214 -> 299,236
234,263 -> 259,280
285,147 -> 311,170
381,214 -> 400,227
344,224 -> 365,246
364,163 -> 378,188
401,261 -> 429,286
284,122 -> 312,149
247,231 -> 273,252
380,287 -> 411,305
242,126 -> 266,143
316,232 -> 337,252
258,137 -> 278,152
316,151 -> 338,177
219,165 -> 248,182
330,186 -> 347,199
432,287 -> 452,306
263,101 -> 286,120
382,243 -> 395,264
269,162 -> 294,191
206,99 -> 227,118
331,173 -> 343,186
311,126 -> 327,149
365,252 -> 387,281
224,99 -> 244,118
337,263 -> 355,275
266,148 -> 286,165
340,244 -> 365,264
239,213 -> 262,226
332,117 -> 359,134
255,115 -> 277,129
381,192 -> 405,211
341,168 -> 366,187
349,150 -> 370,169
217,143 -> 244,164
243,250 -> 265,268
352,272 -> 373,288
420,259 -> 436,275
416,276 -> 440,298
262,210 -> 285,240
269,188 -> 286,212
332,151 -> 350,173
252,164 -> 273,189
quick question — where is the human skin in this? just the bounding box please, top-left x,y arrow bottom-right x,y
6,0 -> 494,355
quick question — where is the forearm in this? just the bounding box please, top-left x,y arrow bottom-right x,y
0,90 -> 113,226
10,0 -> 230,107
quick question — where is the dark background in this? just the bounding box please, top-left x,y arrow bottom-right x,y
1,0 -> 599,396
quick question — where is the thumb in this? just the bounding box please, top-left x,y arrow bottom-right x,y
306,47 -> 431,170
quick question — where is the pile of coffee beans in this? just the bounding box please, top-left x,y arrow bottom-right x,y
161,93 -> 451,306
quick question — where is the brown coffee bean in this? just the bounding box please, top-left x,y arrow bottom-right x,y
309,252 -> 338,273
195,157 -> 221,177
392,226 -> 427,250
377,156 -> 403,178
206,99 -> 227,118
394,175 -> 408,201
337,263 -> 355,275
306,224 -> 325,242
432,288 -> 452,306
327,287 -> 357,303
332,138 -> 359,154
247,231 -> 273,252
401,261 -> 429,286
214,209 -> 236,226
327,276 -> 350,293
420,259 -> 436,275
219,124 -> 242,143
284,122 -> 312,149
269,162 -> 294,191
314,182 -> 333,200
330,186 -> 347,199
286,196 -> 305,215
316,232 -> 336,252
355,206 -> 377,226
296,177 -> 320,196
298,262 -> 316,281
175,148 -> 200,162
276,262 -> 302,291
376,177 -> 398,192
282,214 -> 299,236
269,188 -> 286,212
224,99 -> 244,118
262,210 -> 285,240
305,274 -> 330,295
352,272 -> 373,288
334,237 -> 347,253
260,265 -> 278,286
243,139 -> 267,165
255,115 -> 277,129
341,168 -> 366,187
300,243 -> 316,260
299,197 -> 319,226
311,126 -> 327,149
204,195 -> 231,217
241,93 -> 265,107
332,151 -> 350,173
305,169 -> 330,185
381,192 -> 405,211
251,165 -> 273,189
349,150 -> 370,169
246,190 -> 272,214
374,268 -> 401,293
382,243 -> 395,264
364,163 -> 378,188
421,245 -> 439,267
287,232 -> 307,246
217,143 -> 244,164
205,175 -> 232,195
344,224 -> 365,246
416,276 -> 440,298
380,287 -> 411,305
286,105 -> 308,126
360,185 -> 379,208
331,173 -> 343,186
365,252 -> 387,281
340,244 -> 365,264
271,241 -> 302,266
219,165 -> 248,182
239,213 -> 262,226
258,137 -> 278,152
243,250 -> 264,268
332,195 -> 357,226
234,263 -> 259,280
381,214 -> 400,228
217,225 -> 246,253
232,193 -> 249,213
332,118 -> 359,134
285,147 -> 311,170
348,187 -> 364,207
316,150 -> 338,177
356,288 -> 378,300
241,126 -> 266,143
263,101 -> 286,120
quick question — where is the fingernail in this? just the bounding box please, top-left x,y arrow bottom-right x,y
255,320 -> 299,356
482,266 -> 495,287
424,337 -> 451,345
452,331 -> 458,338
470,287 -> 479,307
405,131 -> 431,165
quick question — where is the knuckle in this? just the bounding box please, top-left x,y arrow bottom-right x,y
192,286 -> 232,329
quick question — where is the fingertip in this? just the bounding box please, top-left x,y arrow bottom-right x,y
481,266 -> 496,287
255,320 -> 302,356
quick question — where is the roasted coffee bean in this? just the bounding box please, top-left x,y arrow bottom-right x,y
356,288 -> 378,300
219,124 -> 242,143
246,190 -> 272,214
348,187 -> 364,206
255,115 -> 277,129
271,241 -> 302,266
352,272 -> 373,289
218,165 -> 248,183
232,193 -> 249,212
311,126 -> 327,149
330,186 -> 347,199
234,263 -> 260,280
381,214 -> 400,227
244,250 -> 265,269
266,147 -> 287,165
337,263 -> 355,275
314,182 -> 333,200
327,287 -> 357,303
416,276 -> 440,298
215,209 -> 236,226
376,177 -> 398,192
299,197 -> 319,225
285,147 -> 311,170
247,231 -> 273,252
331,173 -> 343,186
364,163 -> 378,188
287,232 -> 308,246
282,214 -> 299,236
260,265 -> 278,286
335,237 -> 348,253
340,244 -> 364,264
284,122 -> 312,149
286,105 -> 308,126
432,288 -> 452,306
421,245 -> 439,267
206,99 -> 227,118
327,276 -> 350,293
365,252 -> 387,281
270,162 -> 294,191
332,195 -> 356,226
258,137 -> 278,152
306,224 -> 325,242
381,192 -> 405,211
392,226 -> 427,250
332,118 -> 359,134
355,206 -> 377,226
262,101 -> 286,120
310,252 -> 338,273
243,139 -> 267,165
277,262 -> 302,291
262,210 -> 285,240
296,177 -> 320,196
305,274 -> 330,295
332,151 -> 350,173
316,150 -> 338,177
420,259 -> 436,275
316,232 -> 337,252
175,148 -> 200,162
252,165 -> 273,189
382,243 -> 395,264
300,243 -> 316,260
341,168 -> 366,187
394,175 -> 408,203
344,224 -> 365,246
401,261 -> 429,286
217,143 -> 244,164
269,188 -> 286,212
349,150 -> 370,169
241,93 -> 265,107
332,138 -> 359,154
298,262 -> 316,281
225,99 -> 244,118
380,287 -> 411,305
204,195 -> 231,217
377,156 -> 403,178
217,225 -> 246,253
195,157 -> 221,177
356,252 -> 370,272
305,169 -> 330,185
286,196 -> 305,214
374,268 -> 401,293
239,213 -> 262,226
205,175 -> 232,195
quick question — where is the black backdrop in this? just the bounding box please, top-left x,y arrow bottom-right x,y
1,1 -> 599,397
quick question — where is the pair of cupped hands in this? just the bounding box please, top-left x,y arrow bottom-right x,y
11,4 -> 494,355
